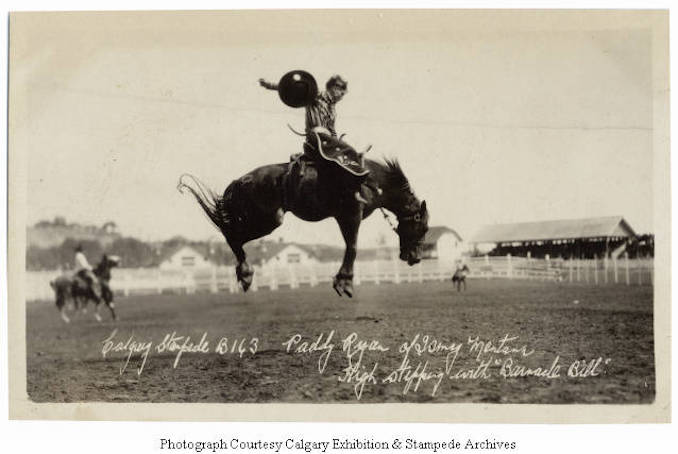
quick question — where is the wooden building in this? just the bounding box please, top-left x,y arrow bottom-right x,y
471,216 -> 638,259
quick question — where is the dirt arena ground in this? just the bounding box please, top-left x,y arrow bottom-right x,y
26,279 -> 655,404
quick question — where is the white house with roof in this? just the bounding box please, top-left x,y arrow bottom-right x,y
260,244 -> 317,268
422,226 -> 464,263
158,245 -> 213,270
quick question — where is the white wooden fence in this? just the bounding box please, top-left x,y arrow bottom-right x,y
26,255 -> 653,302
466,254 -> 654,285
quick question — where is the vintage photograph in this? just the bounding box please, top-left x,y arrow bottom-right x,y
8,10 -> 669,421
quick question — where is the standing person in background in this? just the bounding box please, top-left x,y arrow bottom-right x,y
452,259 -> 470,292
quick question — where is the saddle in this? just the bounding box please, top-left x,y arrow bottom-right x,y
303,129 -> 369,178
281,128 -> 372,211
73,269 -> 100,291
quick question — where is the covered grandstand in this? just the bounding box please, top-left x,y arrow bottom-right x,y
471,216 -> 644,259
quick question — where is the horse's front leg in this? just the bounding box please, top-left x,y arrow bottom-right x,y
334,208 -> 363,298
72,294 -> 81,313
93,299 -> 103,322
72,295 -> 84,316
103,285 -> 117,321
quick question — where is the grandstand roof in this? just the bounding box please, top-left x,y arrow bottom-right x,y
471,216 -> 636,243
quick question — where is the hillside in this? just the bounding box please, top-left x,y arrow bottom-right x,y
28,217 -> 120,249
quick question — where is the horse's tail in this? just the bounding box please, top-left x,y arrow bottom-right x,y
50,277 -> 69,309
177,174 -> 223,230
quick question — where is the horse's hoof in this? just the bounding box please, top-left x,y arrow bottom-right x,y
236,263 -> 254,292
61,314 -> 70,324
332,277 -> 354,298
94,313 -> 102,322
240,278 -> 252,292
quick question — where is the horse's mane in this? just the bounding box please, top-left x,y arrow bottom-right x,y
93,256 -> 106,276
381,158 -> 411,192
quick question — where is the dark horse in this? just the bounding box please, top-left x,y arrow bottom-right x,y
50,254 -> 120,322
178,132 -> 429,297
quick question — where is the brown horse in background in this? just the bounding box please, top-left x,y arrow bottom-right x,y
179,131 -> 429,297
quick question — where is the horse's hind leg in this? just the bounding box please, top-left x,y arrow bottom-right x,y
56,293 -> 70,324
59,307 -> 70,323
223,235 -> 253,292
225,208 -> 285,292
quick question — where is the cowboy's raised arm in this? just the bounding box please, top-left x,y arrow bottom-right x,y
258,78 -> 279,91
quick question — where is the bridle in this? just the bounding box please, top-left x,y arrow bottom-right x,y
379,207 -> 423,234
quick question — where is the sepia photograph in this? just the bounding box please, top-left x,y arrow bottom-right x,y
7,9 -> 670,422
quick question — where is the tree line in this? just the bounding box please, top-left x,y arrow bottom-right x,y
26,236 -> 239,271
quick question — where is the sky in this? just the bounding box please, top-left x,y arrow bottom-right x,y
12,11 -> 657,247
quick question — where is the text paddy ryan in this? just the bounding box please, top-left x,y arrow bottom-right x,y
159,437 -> 517,452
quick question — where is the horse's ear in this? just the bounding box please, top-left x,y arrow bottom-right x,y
420,200 -> 427,213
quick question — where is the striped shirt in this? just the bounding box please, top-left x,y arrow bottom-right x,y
305,91 -> 337,136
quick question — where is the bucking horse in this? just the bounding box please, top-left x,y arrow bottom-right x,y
178,129 -> 429,297
50,254 -> 120,322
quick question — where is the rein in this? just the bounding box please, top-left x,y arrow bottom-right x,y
379,208 -> 398,233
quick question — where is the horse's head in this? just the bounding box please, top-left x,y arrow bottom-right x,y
97,254 -> 121,272
397,200 -> 429,265
106,254 -> 121,268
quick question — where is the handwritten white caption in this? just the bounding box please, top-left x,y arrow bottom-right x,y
283,331 -> 612,400
100,330 -> 610,400
101,329 -> 258,375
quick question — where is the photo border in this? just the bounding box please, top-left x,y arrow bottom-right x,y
7,9 -> 671,423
